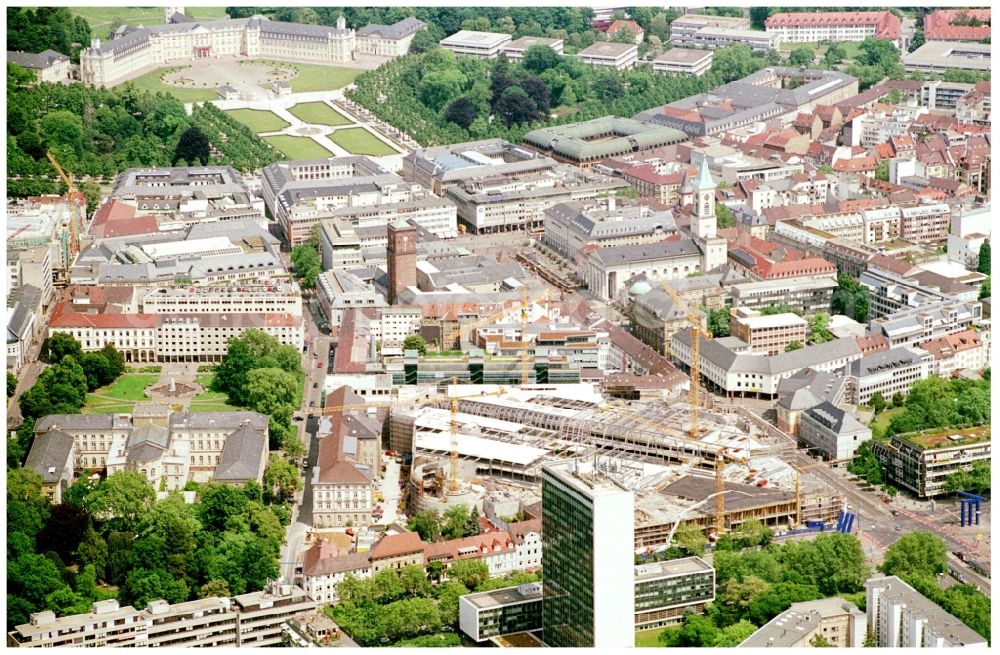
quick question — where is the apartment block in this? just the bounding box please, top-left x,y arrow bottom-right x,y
740,598 -> 865,647
668,14 -> 751,46
439,30 -> 512,58
688,27 -> 779,53
633,558 -> 715,630
652,48 -> 713,76
729,308 -> 808,356
402,139 -> 627,234
866,575 -> 986,646
459,584 -> 544,643
869,301 -> 982,349
874,427 -> 991,498
576,42 -> 638,70
7,583 -> 316,648
765,11 -> 901,46
847,346 -> 931,405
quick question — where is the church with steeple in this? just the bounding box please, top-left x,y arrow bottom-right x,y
688,158 -> 728,273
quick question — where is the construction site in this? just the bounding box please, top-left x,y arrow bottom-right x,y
389,381 -> 843,549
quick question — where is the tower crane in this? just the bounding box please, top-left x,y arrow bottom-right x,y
46,151 -> 82,262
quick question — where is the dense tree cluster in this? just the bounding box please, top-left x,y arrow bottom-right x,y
831,274 -> 870,323
213,329 -> 304,456
7,371 -> 17,398
330,561 -> 538,645
655,532 -> 869,646
188,103 -> 282,172
883,377 -> 990,438
6,8 -> 91,63
7,469 -> 285,629
846,38 -> 905,90
407,505 -> 482,542
977,240 -> 990,275
879,532 -> 990,641
290,231 -> 321,288
705,307 -> 730,338
347,44 -> 771,147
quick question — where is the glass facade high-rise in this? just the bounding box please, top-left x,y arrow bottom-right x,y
541,461 -> 634,648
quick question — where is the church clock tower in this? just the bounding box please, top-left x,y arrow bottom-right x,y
691,158 -> 727,272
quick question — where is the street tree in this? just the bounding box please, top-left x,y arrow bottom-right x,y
977,240 -> 990,275
788,46 -> 815,67
879,531 -> 948,578
264,457 -> 302,503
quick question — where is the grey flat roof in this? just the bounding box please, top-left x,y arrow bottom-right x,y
578,41 -> 638,58
463,584 -> 542,609
440,30 -> 511,47
654,48 -> 713,64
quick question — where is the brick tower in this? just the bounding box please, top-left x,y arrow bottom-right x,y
387,218 -> 416,305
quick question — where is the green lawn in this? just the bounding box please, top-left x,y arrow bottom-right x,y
288,102 -> 352,126
94,374 -> 159,401
225,109 -> 290,133
264,135 -> 333,160
636,628 -> 667,647
243,59 -> 360,92
869,406 -> 903,433
126,67 -> 219,103
70,6 -> 228,39
329,128 -> 396,156
192,374 -> 229,402
779,41 -> 864,61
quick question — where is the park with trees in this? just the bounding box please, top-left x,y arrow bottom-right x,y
7,467 -> 290,629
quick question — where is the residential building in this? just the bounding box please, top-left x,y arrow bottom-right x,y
947,206 -> 990,268
860,267 -> 970,320
899,203 -> 951,242
671,332 -> 863,398
541,460 -> 634,648
868,301 -> 982,348
729,308 -> 808,356
688,27 -> 779,53
847,346 -> 931,404
903,41 -> 990,76
874,427 -> 991,498
80,15 -> 418,87
739,598 -> 865,647
633,558 -> 715,630
955,81 -> 990,126
542,197 -> 676,260
502,36 -> 564,60
765,11 -> 901,47
866,575 -> 987,646
668,14 -> 751,46
923,9 -> 991,42
575,42 -> 638,70
916,329 -> 986,377
621,165 -> 691,205
6,49 -> 72,82
524,117 -> 687,168
629,286 -> 695,357
311,435 -> 374,528
354,16 -> 427,57
31,409 -> 269,488
403,139 -> 627,234
7,583 -> 316,648
23,430 -> 75,504
730,276 -> 838,316
439,30 -> 512,58
636,68 -> 858,137
16,247 -> 53,309
606,19 -> 644,44
299,542 -> 371,604
368,532 -> 425,573
652,48 -> 712,76
459,584 -> 544,643
6,284 -> 43,373
798,402 -> 872,462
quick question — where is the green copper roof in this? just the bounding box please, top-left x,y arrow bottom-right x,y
694,158 -> 716,191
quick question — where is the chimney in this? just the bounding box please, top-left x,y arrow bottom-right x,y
91,37 -> 101,49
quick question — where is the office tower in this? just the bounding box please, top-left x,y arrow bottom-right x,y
541,460 -> 635,648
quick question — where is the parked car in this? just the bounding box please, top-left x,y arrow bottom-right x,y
317,362 -> 323,368
313,382 -> 318,388
293,415 -> 304,422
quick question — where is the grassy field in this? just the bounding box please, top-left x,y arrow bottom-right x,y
329,128 -> 396,156
126,67 -> 219,103
779,40 -> 864,61
95,374 -> 159,401
288,102 -> 352,126
869,406 -> 903,432
264,135 -> 333,159
244,59 -> 361,92
636,628 -> 666,647
226,109 -> 290,133
70,7 -> 228,39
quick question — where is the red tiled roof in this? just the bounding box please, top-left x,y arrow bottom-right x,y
766,10 -> 900,39
832,156 -> 877,173
48,302 -> 156,329
369,532 -> 424,560
919,329 -> 981,360
622,164 -> 685,186
607,19 -> 643,35
924,9 -> 991,41
873,143 -> 895,161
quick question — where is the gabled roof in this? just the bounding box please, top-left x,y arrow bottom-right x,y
24,430 -> 74,483
369,531 -> 424,560
214,427 -> 267,482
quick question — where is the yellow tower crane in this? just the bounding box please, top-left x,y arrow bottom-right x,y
46,151 -> 82,261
